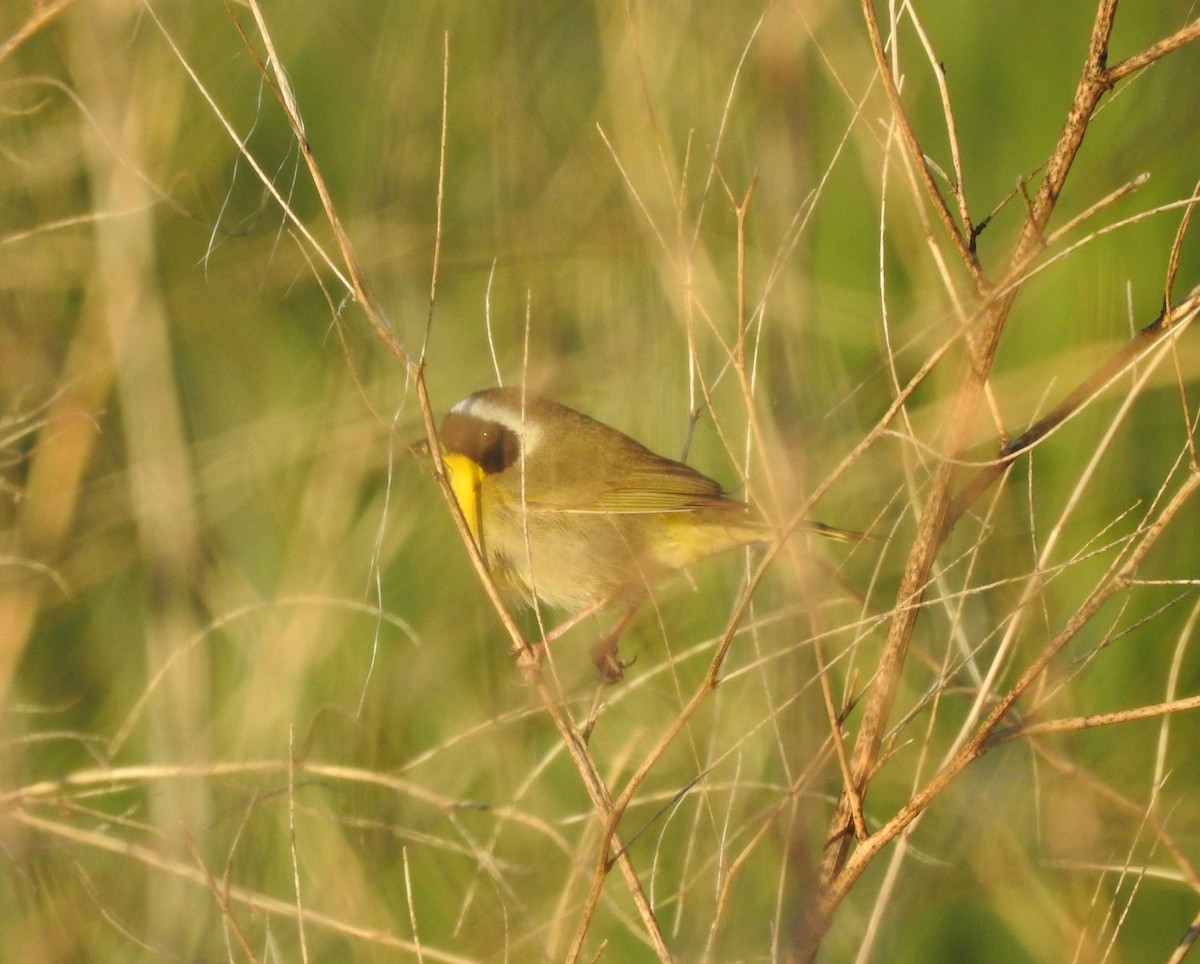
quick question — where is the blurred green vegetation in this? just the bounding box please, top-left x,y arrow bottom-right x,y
2,1 -> 1199,961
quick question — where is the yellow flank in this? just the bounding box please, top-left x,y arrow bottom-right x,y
651,514 -> 764,571
443,452 -> 484,546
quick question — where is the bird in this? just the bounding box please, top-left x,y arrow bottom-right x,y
420,387 -> 857,680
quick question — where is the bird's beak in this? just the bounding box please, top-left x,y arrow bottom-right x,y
409,437 -> 435,465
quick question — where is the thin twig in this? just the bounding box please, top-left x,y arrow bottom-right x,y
287,725 -> 310,964
948,288 -> 1200,528
421,33 -> 450,363
822,465 -> 1200,924
0,0 -> 80,68
195,8 -> 672,957
12,808 -> 473,961
1105,16 -> 1200,85
904,3 -> 974,245
989,694 -> 1200,743
812,2 -> 1200,954
860,0 -> 983,287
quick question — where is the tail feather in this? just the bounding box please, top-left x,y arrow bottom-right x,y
800,519 -> 871,543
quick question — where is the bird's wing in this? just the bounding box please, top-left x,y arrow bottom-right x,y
586,460 -> 727,513
521,454 -> 732,515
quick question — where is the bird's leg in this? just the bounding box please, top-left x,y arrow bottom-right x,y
542,598 -> 608,646
513,598 -> 642,683
589,603 -> 640,683
511,597 -> 608,677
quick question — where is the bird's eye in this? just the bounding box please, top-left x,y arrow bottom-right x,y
440,413 -> 520,475
476,426 -> 519,474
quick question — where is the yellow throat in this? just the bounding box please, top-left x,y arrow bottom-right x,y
443,452 -> 484,547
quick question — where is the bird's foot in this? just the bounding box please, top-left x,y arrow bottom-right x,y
589,635 -> 634,683
512,640 -> 545,683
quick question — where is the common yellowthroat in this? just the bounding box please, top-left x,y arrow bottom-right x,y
424,387 -> 855,678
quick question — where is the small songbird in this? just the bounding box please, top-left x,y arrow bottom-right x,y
421,387 -> 856,679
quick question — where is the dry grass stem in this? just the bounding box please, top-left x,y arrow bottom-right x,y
4,1 -> 1198,959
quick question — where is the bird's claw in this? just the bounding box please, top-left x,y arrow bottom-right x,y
590,637 -> 634,684
512,641 -> 545,683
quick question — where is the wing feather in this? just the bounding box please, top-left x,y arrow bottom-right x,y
527,456 -> 736,515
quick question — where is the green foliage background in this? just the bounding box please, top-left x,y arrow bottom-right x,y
2,1 -> 1199,961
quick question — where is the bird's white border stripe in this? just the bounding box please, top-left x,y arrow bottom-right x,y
451,393 -> 544,458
